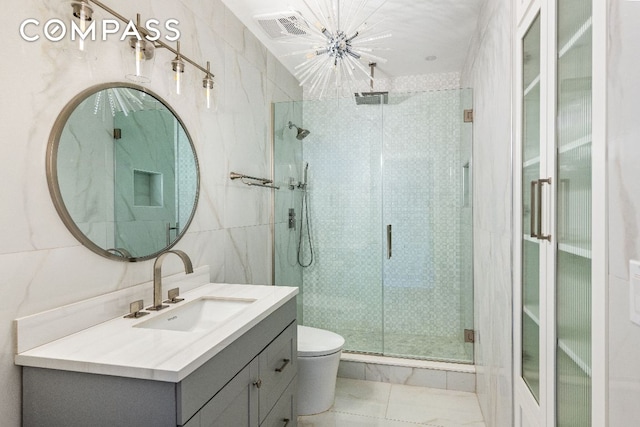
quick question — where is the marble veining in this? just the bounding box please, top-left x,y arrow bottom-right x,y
607,1 -> 640,424
15,281 -> 297,382
299,378 -> 485,427
460,0 -> 513,425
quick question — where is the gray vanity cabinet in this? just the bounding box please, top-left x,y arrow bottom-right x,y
184,321 -> 297,427
184,360 -> 258,427
22,298 -> 297,427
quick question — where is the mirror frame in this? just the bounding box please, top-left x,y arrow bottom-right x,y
46,82 -> 200,262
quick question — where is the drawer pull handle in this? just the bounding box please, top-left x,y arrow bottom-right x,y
253,379 -> 262,388
283,419 -> 290,427
275,358 -> 291,373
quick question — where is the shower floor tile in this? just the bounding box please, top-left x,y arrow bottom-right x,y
340,329 -> 472,362
298,378 -> 486,427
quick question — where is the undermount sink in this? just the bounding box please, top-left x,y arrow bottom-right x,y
134,296 -> 256,332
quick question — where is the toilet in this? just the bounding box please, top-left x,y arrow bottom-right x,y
296,325 -> 345,415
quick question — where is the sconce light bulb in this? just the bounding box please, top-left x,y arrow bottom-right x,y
203,78 -> 214,109
205,86 -> 212,109
172,57 -> 185,95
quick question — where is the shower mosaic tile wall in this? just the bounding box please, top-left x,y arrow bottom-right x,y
176,123 -> 198,238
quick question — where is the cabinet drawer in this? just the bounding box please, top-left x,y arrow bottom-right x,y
260,376 -> 297,427
259,322 -> 297,422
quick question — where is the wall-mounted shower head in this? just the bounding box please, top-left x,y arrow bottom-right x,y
288,121 -> 310,140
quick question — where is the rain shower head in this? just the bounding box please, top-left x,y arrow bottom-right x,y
288,121 -> 310,140
355,63 -> 389,105
355,91 -> 389,105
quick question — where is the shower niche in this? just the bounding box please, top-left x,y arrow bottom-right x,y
273,89 -> 473,363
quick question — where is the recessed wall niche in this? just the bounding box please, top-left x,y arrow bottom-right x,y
133,169 -> 163,207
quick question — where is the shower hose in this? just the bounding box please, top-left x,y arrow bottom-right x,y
297,188 -> 314,267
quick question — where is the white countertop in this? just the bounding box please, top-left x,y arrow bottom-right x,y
15,283 -> 297,383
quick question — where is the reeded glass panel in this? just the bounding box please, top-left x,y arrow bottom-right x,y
556,0 -> 592,424
521,13 -> 541,402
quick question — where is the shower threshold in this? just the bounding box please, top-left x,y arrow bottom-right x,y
339,352 -> 476,393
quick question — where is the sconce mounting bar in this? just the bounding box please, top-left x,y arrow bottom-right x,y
88,0 -> 214,77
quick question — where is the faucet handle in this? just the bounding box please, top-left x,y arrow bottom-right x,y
124,300 -> 149,318
164,287 -> 184,304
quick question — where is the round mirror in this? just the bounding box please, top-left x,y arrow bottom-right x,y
47,83 -> 199,261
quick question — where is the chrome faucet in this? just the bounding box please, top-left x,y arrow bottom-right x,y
147,250 -> 194,311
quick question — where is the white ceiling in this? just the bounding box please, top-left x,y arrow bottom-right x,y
221,0 -> 484,81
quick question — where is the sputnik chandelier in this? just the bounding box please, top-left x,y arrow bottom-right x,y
288,0 -> 391,98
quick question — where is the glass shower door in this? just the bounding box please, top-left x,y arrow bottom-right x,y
381,89 -> 473,362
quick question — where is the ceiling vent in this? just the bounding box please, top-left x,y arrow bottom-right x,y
254,12 -> 308,39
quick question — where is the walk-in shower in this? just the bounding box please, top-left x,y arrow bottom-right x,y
273,89 -> 473,363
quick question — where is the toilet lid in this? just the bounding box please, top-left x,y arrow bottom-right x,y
298,325 -> 345,357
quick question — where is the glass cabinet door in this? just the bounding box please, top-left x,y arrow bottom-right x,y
555,0 -> 592,425
521,13 -> 542,402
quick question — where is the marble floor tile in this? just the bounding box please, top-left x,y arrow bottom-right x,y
298,411 -> 432,427
331,377 -> 392,418
298,378 -> 486,427
386,383 -> 485,426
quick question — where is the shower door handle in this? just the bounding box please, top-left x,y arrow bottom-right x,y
387,224 -> 392,259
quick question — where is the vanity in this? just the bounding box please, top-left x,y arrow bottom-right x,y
15,270 -> 298,427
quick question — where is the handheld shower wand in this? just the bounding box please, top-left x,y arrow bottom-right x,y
298,162 -> 309,190
297,162 -> 314,267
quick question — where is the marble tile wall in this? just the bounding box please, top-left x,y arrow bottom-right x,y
607,1 -> 640,425
303,71 -> 461,100
460,0 -> 514,425
57,92 -> 116,249
0,0 -> 301,424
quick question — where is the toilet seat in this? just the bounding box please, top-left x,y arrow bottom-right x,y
297,325 -> 345,357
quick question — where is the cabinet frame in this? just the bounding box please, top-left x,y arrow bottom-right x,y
512,0 -> 607,425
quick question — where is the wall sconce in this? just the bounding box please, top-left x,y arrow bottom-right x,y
171,41 -> 185,95
203,61 -> 215,110
71,0 -> 215,106
124,17 -> 156,83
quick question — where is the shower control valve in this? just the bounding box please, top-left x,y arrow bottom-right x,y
288,208 -> 296,230
288,177 -> 297,190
